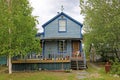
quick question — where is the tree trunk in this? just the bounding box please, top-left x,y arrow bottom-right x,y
7,0 -> 12,74
8,54 -> 12,74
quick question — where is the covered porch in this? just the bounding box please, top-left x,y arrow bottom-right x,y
12,38 -> 86,71
40,37 -> 83,59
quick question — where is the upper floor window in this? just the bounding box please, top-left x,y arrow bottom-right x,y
58,19 -> 66,32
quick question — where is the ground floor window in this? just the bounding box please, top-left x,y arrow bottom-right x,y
58,40 -> 67,53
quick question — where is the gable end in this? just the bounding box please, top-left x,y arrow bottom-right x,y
42,12 -> 83,28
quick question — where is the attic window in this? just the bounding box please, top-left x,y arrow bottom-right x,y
58,19 -> 66,32
61,16 -> 64,18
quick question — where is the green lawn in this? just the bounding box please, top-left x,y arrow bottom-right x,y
0,71 -> 76,80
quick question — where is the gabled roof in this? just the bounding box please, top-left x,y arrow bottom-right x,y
42,12 -> 83,27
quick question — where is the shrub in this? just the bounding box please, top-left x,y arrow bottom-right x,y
110,58 -> 120,76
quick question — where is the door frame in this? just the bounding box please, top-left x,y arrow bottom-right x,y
72,40 -> 81,56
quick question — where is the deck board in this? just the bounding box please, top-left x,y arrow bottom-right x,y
71,57 -> 83,61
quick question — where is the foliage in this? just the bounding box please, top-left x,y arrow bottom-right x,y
0,0 -> 40,74
64,69 -> 72,73
84,62 -> 120,80
110,58 -> 120,76
0,0 -> 40,56
34,64 -> 39,70
80,0 -> 120,60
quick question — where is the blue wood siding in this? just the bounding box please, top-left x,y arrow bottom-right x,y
44,15 -> 82,39
44,40 -> 72,58
44,41 -> 58,58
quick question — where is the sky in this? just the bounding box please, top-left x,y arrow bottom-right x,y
29,0 -> 84,33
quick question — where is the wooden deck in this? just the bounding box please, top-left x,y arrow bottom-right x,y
71,57 -> 83,61
12,59 -> 70,64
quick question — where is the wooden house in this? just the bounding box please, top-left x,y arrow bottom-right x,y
12,12 -> 86,71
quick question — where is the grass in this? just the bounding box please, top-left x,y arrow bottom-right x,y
0,70 -> 76,80
82,62 -> 120,80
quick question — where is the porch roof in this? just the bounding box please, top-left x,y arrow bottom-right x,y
41,37 -> 82,40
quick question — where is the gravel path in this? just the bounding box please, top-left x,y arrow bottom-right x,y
76,62 -> 101,79
89,62 -> 101,70
76,70 -> 89,79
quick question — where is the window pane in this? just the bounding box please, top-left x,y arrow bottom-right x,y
59,27 -> 66,31
59,20 -> 66,31
58,41 -> 67,53
60,20 -> 65,26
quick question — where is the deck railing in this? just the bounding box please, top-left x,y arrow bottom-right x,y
12,51 -> 85,61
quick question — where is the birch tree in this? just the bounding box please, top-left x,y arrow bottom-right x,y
0,0 -> 40,74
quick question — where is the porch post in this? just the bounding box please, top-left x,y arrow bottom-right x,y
62,40 -> 65,57
70,40 -> 72,58
80,40 -> 82,52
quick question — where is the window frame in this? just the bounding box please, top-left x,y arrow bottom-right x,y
58,40 -> 67,53
58,19 -> 67,32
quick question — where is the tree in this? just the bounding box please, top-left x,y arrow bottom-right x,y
80,0 -> 120,61
0,0 -> 40,74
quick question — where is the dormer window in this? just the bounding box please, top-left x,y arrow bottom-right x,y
58,19 -> 66,32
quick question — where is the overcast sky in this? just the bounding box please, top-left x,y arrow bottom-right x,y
29,0 -> 84,33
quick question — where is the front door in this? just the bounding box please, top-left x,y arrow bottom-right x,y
72,41 -> 80,56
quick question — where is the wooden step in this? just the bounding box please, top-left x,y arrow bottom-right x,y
71,60 -> 86,70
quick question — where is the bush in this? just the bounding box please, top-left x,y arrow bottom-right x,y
110,58 -> 120,76
64,69 -> 72,73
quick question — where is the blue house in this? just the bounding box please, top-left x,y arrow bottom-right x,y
40,12 -> 86,69
41,12 -> 82,57
12,12 -> 86,71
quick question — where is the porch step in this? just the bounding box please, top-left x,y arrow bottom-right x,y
71,60 -> 86,70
